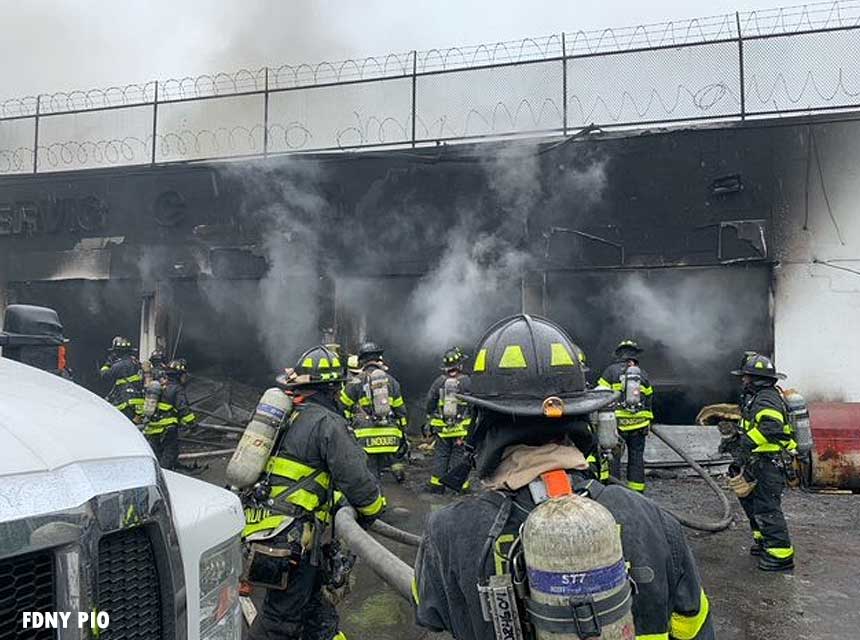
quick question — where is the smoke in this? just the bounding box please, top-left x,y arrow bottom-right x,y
613,271 -> 764,386
406,233 -> 530,356
403,142 -> 609,357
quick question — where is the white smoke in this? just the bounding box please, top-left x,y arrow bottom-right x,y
404,142 -> 609,356
614,271 -> 762,378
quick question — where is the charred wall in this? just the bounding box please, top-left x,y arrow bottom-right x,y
2,114 -> 854,418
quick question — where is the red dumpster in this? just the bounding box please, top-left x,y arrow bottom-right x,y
809,402 -> 860,490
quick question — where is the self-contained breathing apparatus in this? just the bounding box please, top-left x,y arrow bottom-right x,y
229,387 -> 355,594
354,367 -> 405,456
477,471 -> 635,640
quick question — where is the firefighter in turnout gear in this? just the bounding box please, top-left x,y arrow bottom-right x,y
413,315 -> 714,640
143,348 -> 166,384
730,354 -> 796,571
142,358 -> 196,470
597,340 -> 654,492
99,336 -> 144,420
243,345 -> 386,640
339,342 -> 409,482
424,347 -> 473,493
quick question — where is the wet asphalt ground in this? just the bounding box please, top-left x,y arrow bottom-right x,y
197,450 -> 860,640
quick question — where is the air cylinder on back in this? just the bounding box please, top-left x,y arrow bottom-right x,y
522,495 -> 635,639
226,387 -> 293,489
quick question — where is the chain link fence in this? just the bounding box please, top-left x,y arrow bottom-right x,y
2,0 -> 860,174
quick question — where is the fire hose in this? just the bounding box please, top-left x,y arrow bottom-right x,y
334,507 -> 415,601
646,424 -> 733,532
333,429 -> 732,607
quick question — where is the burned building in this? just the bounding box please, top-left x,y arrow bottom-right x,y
2,112 -> 858,423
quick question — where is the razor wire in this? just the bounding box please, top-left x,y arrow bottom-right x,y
1,0 -> 860,174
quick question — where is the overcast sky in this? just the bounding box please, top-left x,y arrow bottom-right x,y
0,0 -> 788,101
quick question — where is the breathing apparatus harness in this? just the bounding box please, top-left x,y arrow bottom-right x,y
476,471 -> 635,640
240,392 -> 354,592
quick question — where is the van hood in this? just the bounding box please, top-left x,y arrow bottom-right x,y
0,358 -> 154,476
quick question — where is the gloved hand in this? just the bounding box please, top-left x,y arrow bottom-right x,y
355,496 -> 387,530
421,422 -> 432,438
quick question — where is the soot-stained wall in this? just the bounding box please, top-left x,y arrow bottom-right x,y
3,114 -> 855,418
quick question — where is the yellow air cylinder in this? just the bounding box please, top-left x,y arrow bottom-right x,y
226,388 -> 293,489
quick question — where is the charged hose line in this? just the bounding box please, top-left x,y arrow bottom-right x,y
643,424 -> 733,533
335,507 -> 415,601
371,519 -> 422,547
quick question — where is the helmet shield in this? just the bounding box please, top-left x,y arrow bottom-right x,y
459,314 -> 617,416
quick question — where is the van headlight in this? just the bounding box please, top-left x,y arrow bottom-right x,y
199,537 -> 242,639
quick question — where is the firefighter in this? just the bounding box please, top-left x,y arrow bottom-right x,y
423,346 -> 472,493
597,339 -> 654,492
143,358 -> 196,470
99,336 -> 144,420
244,345 -> 386,640
339,341 -> 409,482
142,348 -> 165,384
412,314 -> 714,640
730,354 -> 796,571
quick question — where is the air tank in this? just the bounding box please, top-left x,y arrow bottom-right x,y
142,380 -> 161,418
596,410 -> 619,450
783,390 -> 812,454
226,388 -> 293,489
522,495 -> 634,639
622,365 -> 642,408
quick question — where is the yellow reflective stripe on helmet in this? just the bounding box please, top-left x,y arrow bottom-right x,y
550,342 -> 575,366
390,396 -> 405,408
473,348 -> 487,372
670,590 -> 709,640
318,357 -> 331,369
339,388 -> 355,406
357,494 -> 386,517
764,546 -> 794,559
498,345 -> 527,369
353,426 -> 403,439
755,408 -> 785,424
302,357 -> 313,368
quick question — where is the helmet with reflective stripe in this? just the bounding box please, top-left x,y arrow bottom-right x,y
111,336 -> 133,351
164,358 -> 189,379
459,314 -> 616,416
614,339 -> 643,360
277,345 -> 344,388
441,346 -> 468,370
731,354 -> 786,380
150,349 -> 165,365
358,341 -> 384,364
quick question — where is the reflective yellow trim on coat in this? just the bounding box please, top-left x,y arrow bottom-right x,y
670,589 -> 710,640
357,493 -> 386,517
